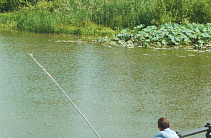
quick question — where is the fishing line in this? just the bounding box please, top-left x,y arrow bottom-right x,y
28,53 -> 101,138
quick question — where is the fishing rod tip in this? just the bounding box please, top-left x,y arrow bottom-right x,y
28,53 -> 33,56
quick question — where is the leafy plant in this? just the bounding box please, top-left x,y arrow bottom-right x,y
105,23 -> 211,48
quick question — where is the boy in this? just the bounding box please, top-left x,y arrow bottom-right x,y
154,117 -> 179,138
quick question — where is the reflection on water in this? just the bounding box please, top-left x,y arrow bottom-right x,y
0,29 -> 210,138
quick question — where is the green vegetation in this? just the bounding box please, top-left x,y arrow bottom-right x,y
0,0 -> 115,35
104,23 -> 211,49
0,0 -> 211,47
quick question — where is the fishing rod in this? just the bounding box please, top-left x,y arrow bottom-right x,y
28,53 -> 101,138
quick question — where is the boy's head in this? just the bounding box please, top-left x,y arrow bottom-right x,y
158,117 -> 170,130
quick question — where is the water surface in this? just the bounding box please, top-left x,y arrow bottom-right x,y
0,29 -> 210,138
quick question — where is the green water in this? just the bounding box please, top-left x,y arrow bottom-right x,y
0,29 -> 210,138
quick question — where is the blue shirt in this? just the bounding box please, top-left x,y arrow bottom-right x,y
154,128 -> 179,138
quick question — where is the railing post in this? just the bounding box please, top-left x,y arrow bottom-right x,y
178,133 -> 183,138
205,123 -> 211,138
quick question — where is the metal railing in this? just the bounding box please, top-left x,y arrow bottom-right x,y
178,123 -> 211,138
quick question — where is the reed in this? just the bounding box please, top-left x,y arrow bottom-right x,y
63,0 -> 154,28
153,0 -> 211,25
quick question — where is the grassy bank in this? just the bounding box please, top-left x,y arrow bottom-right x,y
0,12 -> 115,35
0,0 -> 116,35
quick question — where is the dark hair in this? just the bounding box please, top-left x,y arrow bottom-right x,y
158,117 -> 170,129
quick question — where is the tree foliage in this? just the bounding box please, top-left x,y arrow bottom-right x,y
0,0 -> 54,12
0,0 -> 20,12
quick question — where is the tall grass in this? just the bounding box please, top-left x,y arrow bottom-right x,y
153,0 -> 211,25
60,0 -> 211,28
1,0 -> 211,35
63,0 -> 154,29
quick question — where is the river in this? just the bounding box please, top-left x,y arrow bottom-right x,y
0,28 -> 210,138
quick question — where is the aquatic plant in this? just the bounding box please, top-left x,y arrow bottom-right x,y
104,23 -> 211,48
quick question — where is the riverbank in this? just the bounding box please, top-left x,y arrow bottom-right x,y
1,0 -> 211,34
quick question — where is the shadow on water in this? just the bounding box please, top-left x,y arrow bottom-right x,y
0,29 -> 210,137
